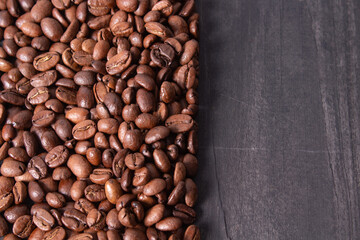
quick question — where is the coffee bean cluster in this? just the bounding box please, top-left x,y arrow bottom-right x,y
0,0 -> 200,239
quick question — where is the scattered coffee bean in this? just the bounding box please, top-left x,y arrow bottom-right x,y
0,0 -> 199,238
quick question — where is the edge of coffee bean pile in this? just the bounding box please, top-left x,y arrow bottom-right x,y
0,0 -> 200,239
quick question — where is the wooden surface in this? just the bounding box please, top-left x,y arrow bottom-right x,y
196,0 -> 360,239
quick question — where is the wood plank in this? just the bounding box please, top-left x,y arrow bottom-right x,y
196,0 -> 360,239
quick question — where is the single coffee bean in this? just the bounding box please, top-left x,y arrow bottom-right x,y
144,203 -> 165,227
4,204 -> 29,224
46,192 -> 66,208
1,158 -> 26,177
30,0 -> 52,22
84,184 -> 106,202
0,90 -> 25,105
165,114 -> 194,133
30,70 -> 57,87
97,118 -> 119,135
13,215 -> 35,238
106,50 -> 132,75
32,110 -> 55,127
52,166 -> 72,180
74,70 -> 96,86
184,225 -> 200,240
28,156 -> 48,180
12,110 -> 33,129
89,168 -> 113,185
61,208 -> 87,232
145,22 -> 173,39
125,152 -> 145,170
86,209 -> 106,231
33,208 -> 55,231
150,43 -> 175,68
60,19 -> 80,43
45,145 -> 69,168
66,107 -> 90,124
145,126 -> 170,144
56,86 -> 77,105
72,120 -> 97,140
104,179 -> 122,204
12,181 -> 27,205
173,203 -> 196,225
73,50 -> 93,66
33,52 -> 60,71
143,178 -> 166,196
28,181 -> 45,203
27,87 -> 50,105
0,192 -> 14,212
155,217 -> 182,231
70,180 -> 87,201
67,154 -> 92,178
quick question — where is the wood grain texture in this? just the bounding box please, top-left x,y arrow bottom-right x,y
196,0 -> 360,239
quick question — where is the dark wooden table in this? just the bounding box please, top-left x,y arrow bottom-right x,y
196,0 -> 360,239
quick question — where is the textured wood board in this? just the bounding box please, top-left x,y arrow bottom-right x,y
196,0 -> 360,239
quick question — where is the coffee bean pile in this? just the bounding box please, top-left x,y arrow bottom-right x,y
0,0 -> 200,239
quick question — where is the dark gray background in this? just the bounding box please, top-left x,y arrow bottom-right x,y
196,0 -> 360,239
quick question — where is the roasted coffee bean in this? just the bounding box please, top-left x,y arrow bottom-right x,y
1,158 -> 26,177
84,184 -> 106,202
61,208 -> 87,232
89,168 -> 113,185
97,118 -> 119,134
70,180 -> 87,201
105,179 -> 122,204
143,178 -> 166,196
30,70 -> 57,87
165,114 -> 194,133
32,110 -> 55,127
74,71 -> 96,86
56,86 -> 77,105
52,118 -> 73,141
106,50 -> 132,75
67,154 -> 92,178
28,156 -> 48,180
144,203 -> 165,227
33,208 -> 55,231
13,215 -> 35,238
86,209 -> 106,231
28,181 -> 45,203
136,88 -> 155,113
4,204 -> 29,224
27,87 -> 50,105
12,110 -> 32,129
60,19 -> 80,43
184,225 -> 200,240
12,181 -> 27,205
73,50 -> 93,66
46,192 -> 66,208
155,217 -> 182,231
0,192 -> 14,212
72,120 -> 97,140
45,145 -> 69,168
33,52 -> 60,71
0,90 -> 25,105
